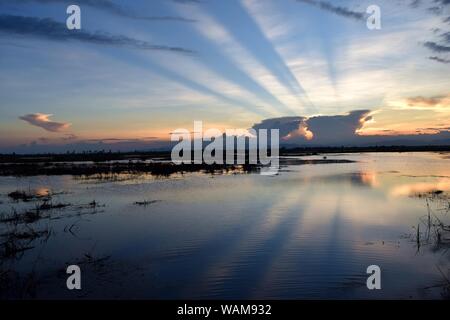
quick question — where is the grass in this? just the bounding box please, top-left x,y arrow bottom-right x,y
0,224 -> 51,260
413,192 -> 450,250
38,201 -> 71,211
409,192 -> 450,297
0,208 -> 20,224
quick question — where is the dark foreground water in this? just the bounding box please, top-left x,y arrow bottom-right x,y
0,152 -> 449,299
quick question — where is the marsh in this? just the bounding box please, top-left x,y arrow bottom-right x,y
0,152 -> 449,299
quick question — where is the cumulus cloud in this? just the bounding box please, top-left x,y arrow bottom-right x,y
296,0 -> 365,21
305,110 -> 372,144
250,108 -> 450,147
252,117 -> 306,137
19,113 -> 71,132
252,116 -> 314,141
251,110 -> 373,145
0,15 -> 195,54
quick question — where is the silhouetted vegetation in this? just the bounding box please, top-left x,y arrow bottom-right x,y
0,146 -> 448,164
406,191 -> 450,298
0,161 -> 260,177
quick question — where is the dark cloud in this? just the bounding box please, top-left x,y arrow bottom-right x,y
62,133 -> 77,141
440,31 -> 450,42
407,95 -> 443,105
85,137 -> 158,143
249,110 -> 450,147
305,110 -> 372,144
0,15 -> 195,54
422,0 -> 450,14
435,0 -> 450,5
424,41 -> 450,52
37,137 -> 50,143
428,6 -> 444,14
1,0 -> 196,22
171,0 -> 203,3
252,117 -> 306,138
417,126 -> 450,131
251,110 -> 372,145
429,55 -> 450,63
410,0 -> 422,8
19,113 -> 71,132
296,0 -> 365,21
407,1 -> 450,58
406,94 -> 450,106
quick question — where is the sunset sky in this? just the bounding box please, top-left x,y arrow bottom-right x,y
0,0 -> 449,151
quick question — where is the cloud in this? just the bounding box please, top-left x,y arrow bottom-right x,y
251,110 -> 372,145
0,15 -> 195,54
410,0 -> 422,8
435,0 -> 450,5
410,0 -> 450,9
305,110 -> 372,144
62,133 -> 78,141
85,137 -> 158,143
19,113 -> 71,132
428,6 -> 444,14
5,109 -> 450,153
424,41 -> 450,52
441,31 -> 450,43
406,1 -> 450,58
429,55 -> 450,63
1,0 -> 196,22
252,116 -> 306,138
171,0 -> 203,3
406,94 -> 450,107
250,110 -> 450,147
296,0 -> 365,21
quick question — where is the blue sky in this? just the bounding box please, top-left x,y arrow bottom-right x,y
0,0 -> 449,151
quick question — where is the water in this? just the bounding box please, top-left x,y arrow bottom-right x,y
0,152 -> 449,299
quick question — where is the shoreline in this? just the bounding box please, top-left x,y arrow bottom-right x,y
0,146 -> 448,164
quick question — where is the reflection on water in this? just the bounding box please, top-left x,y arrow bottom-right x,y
302,171 -> 379,187
0,152 -> 449,299
390,180 -> 450,197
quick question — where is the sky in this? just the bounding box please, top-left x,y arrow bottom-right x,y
0,0 -> 449,152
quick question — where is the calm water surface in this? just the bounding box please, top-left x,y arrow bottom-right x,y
0,152 -> 449,299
